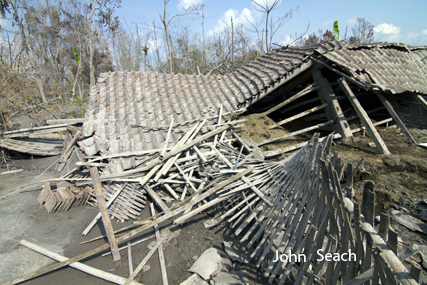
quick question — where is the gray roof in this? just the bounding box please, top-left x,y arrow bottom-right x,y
81,40 -> 427,168
318,42 -> 427,94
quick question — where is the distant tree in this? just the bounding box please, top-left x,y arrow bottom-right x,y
301,30 -> 335,46
247,0 -> 298,54
350,18 -> 374,44
86,0 -> 121,87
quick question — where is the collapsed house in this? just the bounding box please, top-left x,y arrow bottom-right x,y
79,39 -> 427,173
4,40 -> 427,284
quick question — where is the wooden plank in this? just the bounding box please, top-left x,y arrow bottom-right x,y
160,118 -> 174,157
213,104 -> 223,148
127,242 -> 133,276
339,78 -> 391,155
46,118 -> 85,125
241,176 -> 273,206
259,120 -> 334,146
270,103 -> 328,129
263,84 -> 318,115
5,168 -> 253,285
174,163 -> 198,194
0,123 -> 69,137
90,167 -> 121,261
150,203 -> 168,285
375,91 -> 416,145
123,240 -> 163,285
144,184 -> 170,214
0,138 -> 63,156
20,240 -> 143,285
82,183 -> 128,236
279,97 -> 320,115
313,70 -> 353,140
163,184 -> 180,200
413,93 -> 427,111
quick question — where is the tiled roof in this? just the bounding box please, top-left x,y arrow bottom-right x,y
81,45 -> 318,161
81,40 -> 427,168
317,42 -> 427,94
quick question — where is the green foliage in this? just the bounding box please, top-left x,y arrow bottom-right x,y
73,47 -> 80,65
333,20 -> 340,40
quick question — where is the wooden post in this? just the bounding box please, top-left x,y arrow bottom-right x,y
375,91 -> 416,145
379,213 -> 390,241
410,264 -> 422,283
361,181 -> 375,227
312,70 -> 353,141
90,167 -> 121,261
339,78 -> 391,155
387,229 -> 399,255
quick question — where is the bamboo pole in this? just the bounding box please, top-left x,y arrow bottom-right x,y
19,240 -> 143,285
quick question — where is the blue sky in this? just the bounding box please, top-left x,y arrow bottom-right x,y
116,0 -> 427,46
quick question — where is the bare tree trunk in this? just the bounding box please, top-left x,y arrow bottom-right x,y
265,12 -> 269,53
88,0 -> 104,88
88,14 -> 95,88
160,0 -> 173,73
231,17 -> 234,64
153,22 -> 161,71
36,78 -> 48,103
202,5 -> 206,68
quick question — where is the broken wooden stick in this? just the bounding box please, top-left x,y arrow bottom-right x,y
123,239 -> 164,285
20,240 -> 143,285
150,203 -> 168,285
82,183 -> 128,236
90,166 -> 121,261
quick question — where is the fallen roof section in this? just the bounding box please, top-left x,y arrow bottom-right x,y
80,40 -> 427,165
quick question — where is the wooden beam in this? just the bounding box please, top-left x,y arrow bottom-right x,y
149,203 -> 168,285
82,183 -> 128,236
46,118 -> 85,125
20,240 -> 142,285
312,70 -> 353,141
90,167 -> 121,261
5,168 -> 253,285
375,91 -> 416,145
160,118 -> 174,157
413,93 -> 427,111
270,103 -> 328,129
339,78 -> 391,155
263,84 -> 318,115
144,184 -> 170,214
259,120 -> 334,147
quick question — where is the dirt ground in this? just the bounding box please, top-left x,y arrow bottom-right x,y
1,111 -> 427,284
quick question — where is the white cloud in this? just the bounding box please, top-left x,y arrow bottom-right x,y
422,29 -> 427,35
280,35 -> 294,46
322,19 -> 334,27
374,23 -> 400,35
207,8 -> 253,37
178,0 -> 204,10
347,16 -> 361,26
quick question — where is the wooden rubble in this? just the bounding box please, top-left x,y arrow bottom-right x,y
12,122 -> 422,284
4,68 -> 425,284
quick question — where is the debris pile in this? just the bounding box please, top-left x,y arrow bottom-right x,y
8,123 -> 422,284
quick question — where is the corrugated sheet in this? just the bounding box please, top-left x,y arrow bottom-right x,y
81,40 -> 427,166
318,42 -> 427,94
